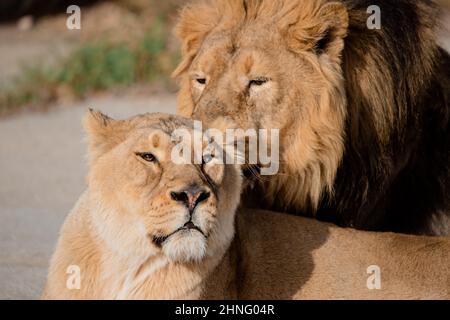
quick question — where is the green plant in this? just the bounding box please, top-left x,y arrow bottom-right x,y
0,17 -> 180,116
56,44 -> 136,95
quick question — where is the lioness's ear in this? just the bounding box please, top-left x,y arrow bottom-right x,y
83,109 -> 129,161
280,1 -> 349,61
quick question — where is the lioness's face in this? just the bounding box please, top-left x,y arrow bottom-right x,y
85,112 -> 242,263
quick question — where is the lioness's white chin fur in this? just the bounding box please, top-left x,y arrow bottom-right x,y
162,230 -> 207,263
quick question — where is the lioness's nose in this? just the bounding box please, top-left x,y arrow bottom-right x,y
170,185 -> 210,212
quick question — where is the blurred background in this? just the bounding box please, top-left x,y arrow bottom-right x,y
0,0 -> 186,115
0,0 -> 449,299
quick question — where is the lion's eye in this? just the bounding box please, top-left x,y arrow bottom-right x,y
137,152 -> 157,163
249,78 -> 268,87
196,78 -> 207,85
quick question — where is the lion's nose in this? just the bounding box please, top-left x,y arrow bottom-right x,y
170,185 -> 210,212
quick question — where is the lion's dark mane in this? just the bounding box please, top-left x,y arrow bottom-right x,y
316,0 -> 450,235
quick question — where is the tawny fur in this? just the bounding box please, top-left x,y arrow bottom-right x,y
43,112 -> 242,299
173,0 -> 450,234
43,112 -> 450,300
203,209 -> 450,300
174,0 -> 348,211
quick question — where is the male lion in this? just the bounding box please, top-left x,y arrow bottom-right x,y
43,111 -> 449,300
173,0 -> 450,235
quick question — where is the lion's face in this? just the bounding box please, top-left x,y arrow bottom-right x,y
189,36 -> 305,135
84,112 -> 242,263
174,0 -> 349,210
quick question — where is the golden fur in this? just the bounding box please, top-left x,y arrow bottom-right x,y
172,0 -> 450,235
43,112 -> 242,299
43,111 -> 450,300
205,209 -> 450,300
174,0 -> 349,211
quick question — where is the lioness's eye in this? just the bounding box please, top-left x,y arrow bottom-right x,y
196,78 -> 206,85
249,78 -> 269,87
203,154 -> 213,164
136,152 -> 157,163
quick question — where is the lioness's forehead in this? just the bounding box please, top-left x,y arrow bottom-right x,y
126,113 -> 196,150
132,113 -> 195,132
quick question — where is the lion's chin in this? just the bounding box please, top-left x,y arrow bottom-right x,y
162,229 -> 207,263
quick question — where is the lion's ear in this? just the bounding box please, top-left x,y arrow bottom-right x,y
83,109 -> 130,161
172,1 -> 225,78
172,3 -> 214,78
280,1 -> 349,61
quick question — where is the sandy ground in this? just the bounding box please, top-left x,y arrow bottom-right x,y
0,94 -> 176,299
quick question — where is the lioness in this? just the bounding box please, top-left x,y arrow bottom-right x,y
43,111 -> 242,299
43,111 -> 449,300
